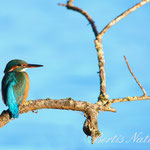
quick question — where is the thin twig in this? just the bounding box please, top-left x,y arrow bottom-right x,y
110,95 -> 150,103
124,56 -> 147,96
58,2 -> 99,37
98,0 -> 150,39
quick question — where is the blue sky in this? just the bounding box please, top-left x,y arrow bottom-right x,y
0,0 -> 150,149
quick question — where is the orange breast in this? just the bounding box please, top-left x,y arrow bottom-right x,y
22,73 -> 29,104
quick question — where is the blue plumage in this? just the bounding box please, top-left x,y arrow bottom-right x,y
5,72 -> 19,118
2,71 -> 28,118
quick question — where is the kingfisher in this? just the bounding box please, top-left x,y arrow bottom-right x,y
1,59 -> 43,118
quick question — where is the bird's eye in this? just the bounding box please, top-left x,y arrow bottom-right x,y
18,64 -> 23,67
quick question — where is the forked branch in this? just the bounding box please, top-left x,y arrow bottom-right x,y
0,98 -> 116,128
98,0 -> 150,39
57,0 -> 150,144
59,0 -> 107,100
58,1 -> 99,37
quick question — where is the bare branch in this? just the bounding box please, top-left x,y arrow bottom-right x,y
124,56 -> 147,96
0,98 -> 116,144
110,96 -> 150,103
96,0 -> 150,99
58,1 -> 99,37
95,39 -> 107,100
56,0 -> 150,144
58,0 -> 108,100
0,98 -> 116,127
98,0 -> 150,39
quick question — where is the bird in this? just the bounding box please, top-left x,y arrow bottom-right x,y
1,59 -> 43,118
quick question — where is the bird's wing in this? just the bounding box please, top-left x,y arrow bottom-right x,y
2,73 -> 19,118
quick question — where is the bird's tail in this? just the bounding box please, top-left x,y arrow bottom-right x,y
6,79 -> 19,118
8,103 -> 19,118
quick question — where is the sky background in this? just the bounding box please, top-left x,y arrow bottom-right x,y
0,0 -> 150,150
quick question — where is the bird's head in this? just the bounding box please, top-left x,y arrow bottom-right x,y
4,59 -> 43,73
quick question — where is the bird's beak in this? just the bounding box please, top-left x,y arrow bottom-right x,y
26,64 -> 43,68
